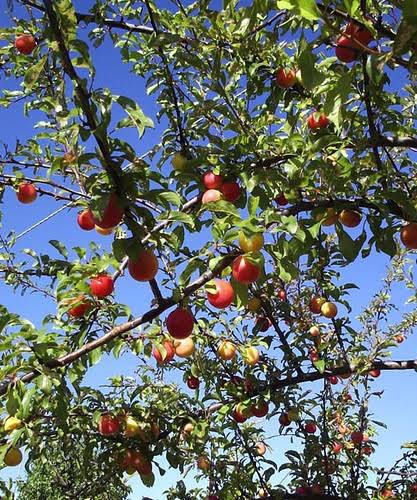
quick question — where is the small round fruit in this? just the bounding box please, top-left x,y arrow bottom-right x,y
395,334 -> 405,343
183,422 -> 194,434
238,232 -> 264,253
152,340 -> 175,364
232,255 -> 261,284
207,279 -> 234,309
124,416 -> 140,438
311,484 -> 323,495
369,368 -> 381,378
16,182 -> 37,204
255,316 -> 271,332
3,447 -> 22,467
309,296 -> 325,314
275,68 -> 296,88
328,375 -> 338,385
187,376 -> 200,389
247,297 -> 261,312
339,209 -> 361,228
220,181 -> 241,202
172,152 -> 188,171
197,455 -> 210,471
202,189 -> 223,204
128,248 -> 158,282
233,404 -> 249,423
309,325 -> 320,337
15,34 -> 36,55
304,421 -> 317,434
400,223 -> 417,249
251,400 -> 269,418
131,452 -> 153,475
243,346 -> 259,366
98,414 -> 120,436
174,337 -> 195,358
255,441 -> 266,456
335,35 -> 357,63
275,193 -> 288,206
95,225 -> 114,235
277,288 -> 287,300
4,416 -> 23,433
91,193 -> 124,229
295,486 -> 310,495
321,301 -> 338,318
217,340 -> 236,361
166,308 -> 194,339
307,112 -> 330,130
67,295 -> 92,318
279,413 -> 291,426
351,431 -> 364,445
203,171 -> 223,189
321,208 -> 338,226
77,209 -> 95,230
90,275 -> 114,298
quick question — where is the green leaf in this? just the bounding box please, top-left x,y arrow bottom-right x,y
115,96 -> 154,138
313,359 -> 326,373
298,39 -> 325,91
323,73 -> 352,130
24,56 -> 47,90
278,0 -> 320,20
49,240 -> 68,258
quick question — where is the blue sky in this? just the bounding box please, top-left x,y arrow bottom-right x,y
1,1 -> 417,498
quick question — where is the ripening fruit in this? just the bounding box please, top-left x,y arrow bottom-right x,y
197,455 -> 211,471
275,193 -> 288,206
233,403 -> 249,423
203,171 -> 223,189
311,485 -> 324,495
98,414 -> 120,436
255,441 -> 266,456
307,112 -> 330,130
339,209 -> 362,228
279,413 -> 291,426
171,152 -> 188,171
90,275 -> 114,298
220,181 -> 241,202
152,340 -> 175,364
243,346 -> 260,366
3,416 -> 23,433
335,35 -> 357,63
91,193 -> 124,229
128,248 -> 158,282
202,189 -> 223,204
77,209 -> 95,230
247,297 -> 261,312
304,421 -> 317,434
131,451 -> 153,476
238,231 -> 264,253
309,296 -> 325,314
95,225 -> 114,235
309,325 -> 320,337
255,316 -> 271,332
321,301 -> 338,318
275,68 -> 297,88
351,431 -> 364,445
400,223 -> 417,249
3,447 -> 22,467
174,337 -> 195,358
232,255 -> 261,284
251,401 -> 269,418
124,416 -> 140,438
395,334 -> 405,343
207,279 -> 234,309
16,182 -> 37,204
67,295 -> 92,318
328,375 -> 338,385
182,422 -> 194,435
277,288 -> 287,300
217,340 -> 236,361
187,376 -> 200,389
166,308 -> 194,339
15,34 -> 36,54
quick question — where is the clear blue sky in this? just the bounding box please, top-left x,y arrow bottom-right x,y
1,2 -> 417,498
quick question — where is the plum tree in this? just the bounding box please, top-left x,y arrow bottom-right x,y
1,1 -> 417,499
